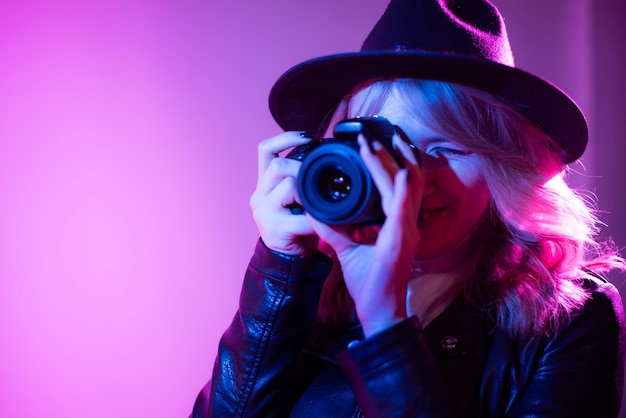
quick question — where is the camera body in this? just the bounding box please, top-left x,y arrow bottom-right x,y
287,115 -> 401,225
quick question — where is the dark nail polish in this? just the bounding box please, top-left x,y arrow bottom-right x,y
299,132 -> 315,138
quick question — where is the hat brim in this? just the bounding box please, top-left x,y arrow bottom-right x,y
268,51 -> 587,163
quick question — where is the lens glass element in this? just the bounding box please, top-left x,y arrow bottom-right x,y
318,167 -> 352,201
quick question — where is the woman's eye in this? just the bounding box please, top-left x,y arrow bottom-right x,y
427,146 -> 470,156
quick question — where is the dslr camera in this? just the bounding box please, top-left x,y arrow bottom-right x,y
288,115 -> 410,226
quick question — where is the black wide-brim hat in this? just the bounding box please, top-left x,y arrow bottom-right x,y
268,0 -> 587,163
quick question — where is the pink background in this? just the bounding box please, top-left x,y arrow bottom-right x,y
1,0 -> 624,416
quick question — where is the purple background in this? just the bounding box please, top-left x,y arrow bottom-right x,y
1,0 -> 624,416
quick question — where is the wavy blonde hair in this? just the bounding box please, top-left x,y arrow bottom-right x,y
315,78 -> 625,339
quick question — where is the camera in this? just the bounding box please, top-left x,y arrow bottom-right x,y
287,115 -> 407,225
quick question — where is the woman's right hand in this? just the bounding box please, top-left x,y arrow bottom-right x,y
249,132 -> 319,257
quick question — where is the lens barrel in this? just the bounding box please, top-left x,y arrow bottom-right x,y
298,141 -> 384,225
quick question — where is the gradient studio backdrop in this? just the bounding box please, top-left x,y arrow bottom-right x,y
1,0 -> 625,417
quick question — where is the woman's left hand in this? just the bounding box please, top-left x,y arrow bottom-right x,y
308,135 -> 424,338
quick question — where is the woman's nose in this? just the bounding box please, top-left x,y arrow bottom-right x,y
417,155 -> 436,197
421,170 -> 435,197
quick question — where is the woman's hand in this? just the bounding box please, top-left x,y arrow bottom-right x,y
308,135 -> 424,337
250,132 -> 319,257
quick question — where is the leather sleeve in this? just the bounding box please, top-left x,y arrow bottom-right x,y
336,316 -> 452,418
191,238 -> 333,418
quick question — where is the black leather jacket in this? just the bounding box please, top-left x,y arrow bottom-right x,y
191,239 -> 625,417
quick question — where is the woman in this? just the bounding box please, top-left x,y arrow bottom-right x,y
192,0 -> 625,416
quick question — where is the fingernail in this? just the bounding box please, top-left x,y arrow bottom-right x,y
299,132 -> 315,138
371,140 -> 384,152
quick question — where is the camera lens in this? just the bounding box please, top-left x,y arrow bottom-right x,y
298,142 -> 384,225
318,168 -> 352,201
